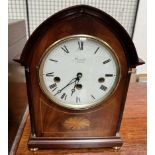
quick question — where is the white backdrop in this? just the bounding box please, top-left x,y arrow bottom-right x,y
133,0 -> 147,74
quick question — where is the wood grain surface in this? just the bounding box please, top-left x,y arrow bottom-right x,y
15,83 -> 146,155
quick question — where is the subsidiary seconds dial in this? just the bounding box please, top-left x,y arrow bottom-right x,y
39,35 -> 120,110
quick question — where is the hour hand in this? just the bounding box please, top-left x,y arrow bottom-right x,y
71,73 -> 82,96
71,88 -> 75,96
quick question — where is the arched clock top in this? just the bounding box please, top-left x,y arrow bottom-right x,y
20,5 -> 144,67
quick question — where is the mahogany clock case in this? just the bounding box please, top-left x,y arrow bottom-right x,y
19,5 -> 143,149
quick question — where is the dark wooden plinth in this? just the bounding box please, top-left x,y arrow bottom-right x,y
28,137 -> 123,149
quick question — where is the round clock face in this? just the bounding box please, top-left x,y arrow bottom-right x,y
39,35 -> 120,110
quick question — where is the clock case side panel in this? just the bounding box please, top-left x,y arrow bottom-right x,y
115,73 -> 131,133
24,68 -> 37,136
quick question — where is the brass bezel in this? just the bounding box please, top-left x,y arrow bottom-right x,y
38,34 -> 121,110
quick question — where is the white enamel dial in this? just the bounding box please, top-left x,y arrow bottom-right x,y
39,35 -> 120,110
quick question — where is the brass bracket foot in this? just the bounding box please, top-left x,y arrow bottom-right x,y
29,148 -> 38,152
113,146 -> 121,151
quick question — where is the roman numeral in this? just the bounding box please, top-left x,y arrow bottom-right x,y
45,72 -> 54,77
49,83 -> 57,89
61,45 -> 69,53
49,59 -> 58,62
76,96 -> 81,103
94,47 -> 100,54
61,93 -> 67,100
78,41 -> 84,50
100,85 -> 107,91
105,74 -> 114,77
103,59 -> 111,64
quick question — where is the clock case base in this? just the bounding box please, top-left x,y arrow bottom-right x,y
28,136 -> 123,149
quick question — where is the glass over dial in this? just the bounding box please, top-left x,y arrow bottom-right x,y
39,35 -> 120,110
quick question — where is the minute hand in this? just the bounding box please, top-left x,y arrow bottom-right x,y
54,78 -> 77,96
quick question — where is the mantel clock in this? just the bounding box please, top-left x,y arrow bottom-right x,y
18,5 -> 144,150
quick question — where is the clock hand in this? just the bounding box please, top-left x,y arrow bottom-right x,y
71,73 -> 82,96
71,80 -> 79,96
55,73 -> 82,96
54,77 -> 77,96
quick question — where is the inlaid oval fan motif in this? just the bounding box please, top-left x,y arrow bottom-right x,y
63,117 -> 90,130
